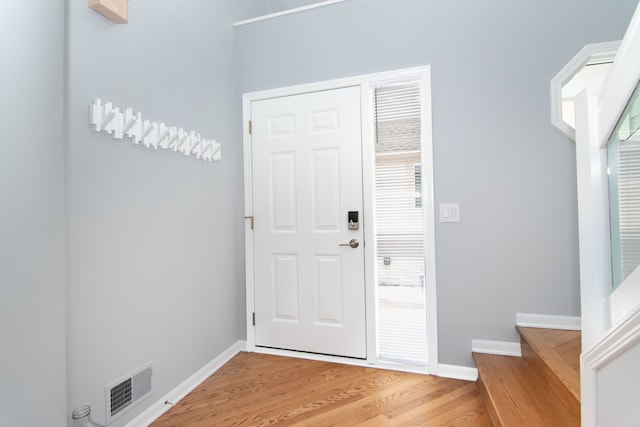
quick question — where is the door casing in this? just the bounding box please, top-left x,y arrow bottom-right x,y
242,66 -> 439,374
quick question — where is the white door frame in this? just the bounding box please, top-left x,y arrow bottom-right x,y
242,66 -> 439,374
574,4 -> 640,425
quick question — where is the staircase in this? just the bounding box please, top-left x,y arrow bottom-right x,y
473,327 -> 581,426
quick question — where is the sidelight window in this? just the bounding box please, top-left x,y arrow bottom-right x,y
374,82 -> 427,365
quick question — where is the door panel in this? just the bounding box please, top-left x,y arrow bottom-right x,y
314,255 -> 343,325
251,86 -> 366,359
312,149 -> 341,231
272,254 -> 299,322
270,153 -> 297,231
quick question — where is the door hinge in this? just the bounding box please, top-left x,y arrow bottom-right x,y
244,216 -> 254,230
252,312 -> 256,326
248,120 -> 252,135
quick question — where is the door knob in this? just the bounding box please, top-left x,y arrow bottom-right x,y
339,239 -> 359,248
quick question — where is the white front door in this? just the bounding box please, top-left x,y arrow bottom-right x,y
250,86 -> 366,359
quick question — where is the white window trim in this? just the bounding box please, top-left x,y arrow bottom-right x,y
551,41 -> 620,141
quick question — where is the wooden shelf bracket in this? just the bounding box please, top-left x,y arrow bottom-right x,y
88,0 -> 128,24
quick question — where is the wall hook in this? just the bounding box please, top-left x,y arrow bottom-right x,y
89,99 -> 220,162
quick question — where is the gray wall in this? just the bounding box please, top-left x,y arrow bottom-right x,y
0,1 -> 67,426
2,2 -> 636,425
234,0 -> 639,367
267,0 -> 323,13
236,0 -> 270,21
65,1 -> 261,425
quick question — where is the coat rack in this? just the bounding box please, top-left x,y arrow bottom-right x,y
89,99 -> 221,162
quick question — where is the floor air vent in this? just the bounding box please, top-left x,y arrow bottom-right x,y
105,362 -> 153,424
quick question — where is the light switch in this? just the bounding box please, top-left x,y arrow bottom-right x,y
440,203 -> 460,222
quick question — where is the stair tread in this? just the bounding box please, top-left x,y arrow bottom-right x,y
473,352 -> 580,427
516,326 -> 581,402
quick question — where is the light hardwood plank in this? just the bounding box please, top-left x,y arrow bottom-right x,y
152,352 -> 491,426
473,352 -> 580,427
516,327 -> 581,402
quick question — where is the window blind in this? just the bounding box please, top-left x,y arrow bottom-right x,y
374,82 -> 426,364
609,85 -> 640,287
614,139 -> 640,283
375,153 -> 424,287
375,83 -> 421,153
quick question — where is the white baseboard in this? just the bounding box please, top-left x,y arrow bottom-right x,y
125,341 -> 247,427
437,364 -> 478,382
516,313 -> 581,330
471,339 -> 522,357
254,346 -> 433,375
255,347 -> 481,382
254,346 -> 372,367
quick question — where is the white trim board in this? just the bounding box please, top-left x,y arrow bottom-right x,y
253,346 -> 430,375
254,346 -> 477,382
234,0 -> 345,26
583,307 -> 640,371
438,364 -> 478,382
516,313 -> 582,330
581,307 -> 640,427
550,41 -> 620,141
471,339 -> 522,357
124,341 -> 247,427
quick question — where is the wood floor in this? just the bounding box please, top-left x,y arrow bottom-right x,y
152,352 -> 492,426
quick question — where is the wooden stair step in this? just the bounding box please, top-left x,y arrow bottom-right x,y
516,326 -> 581,402
473,352 -> 580,427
